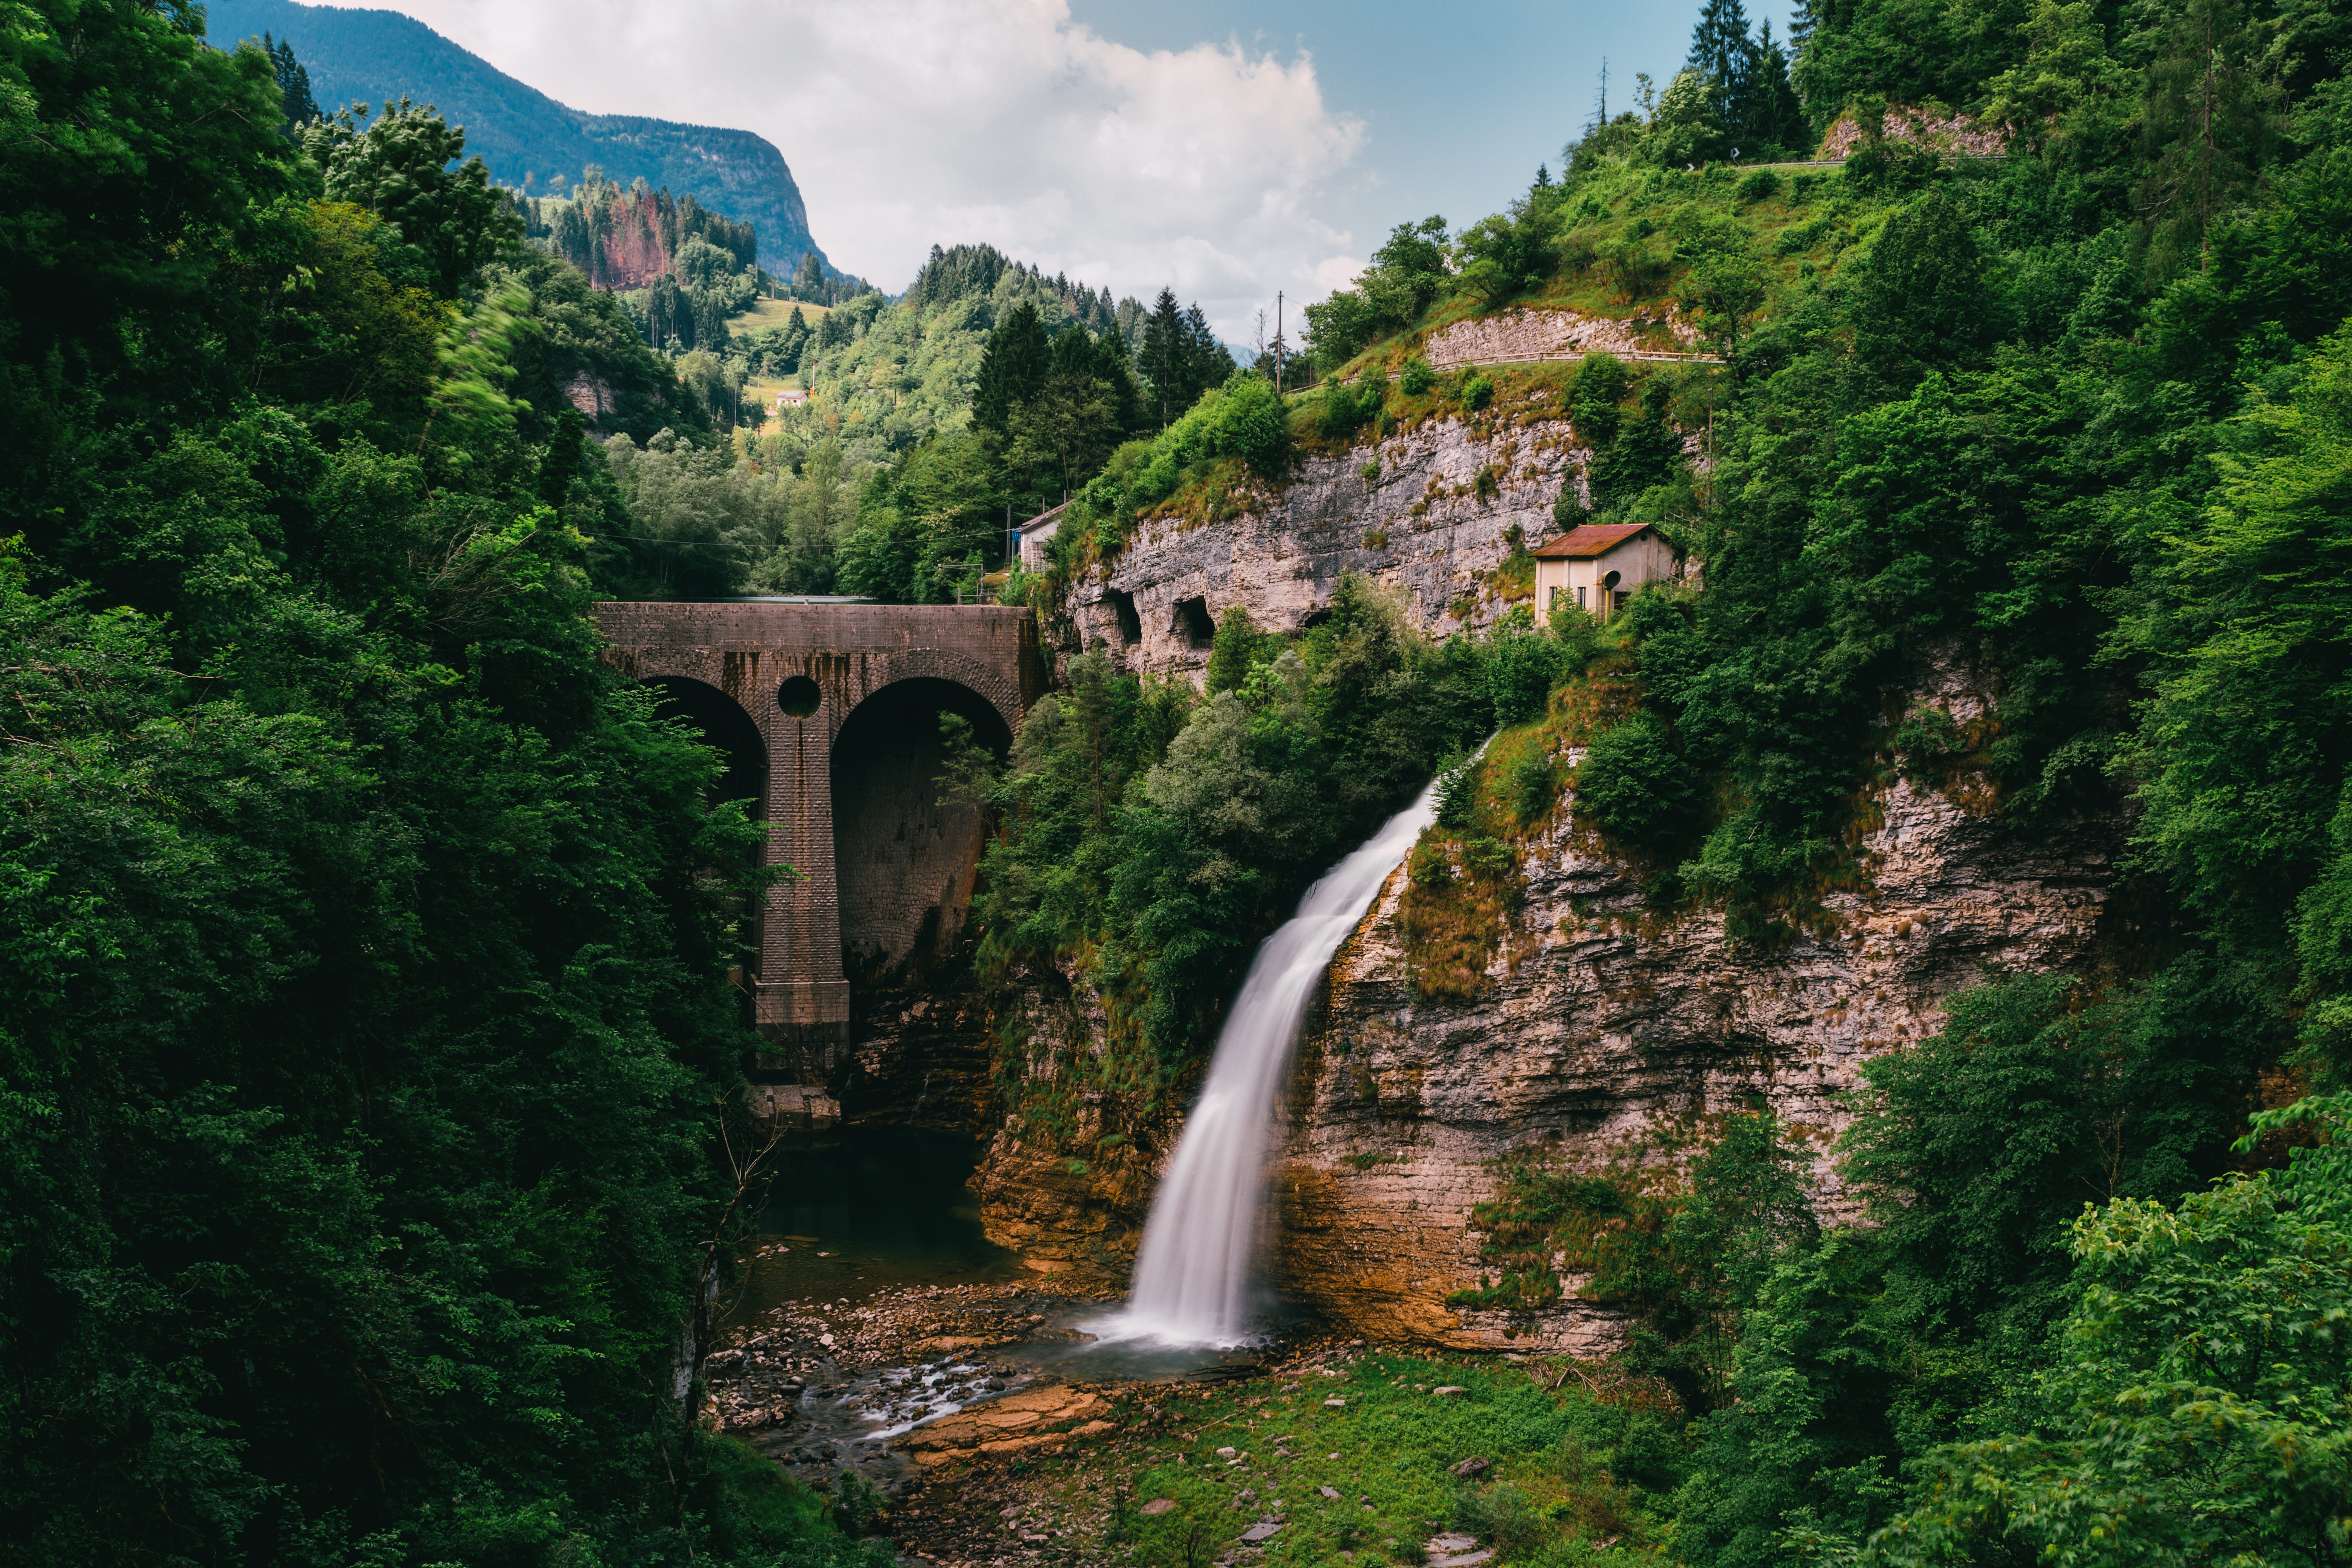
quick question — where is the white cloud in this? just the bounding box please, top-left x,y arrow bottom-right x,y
338,0 -> 1367,339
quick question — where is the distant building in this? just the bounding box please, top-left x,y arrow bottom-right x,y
773,387 -> 810,411
1530,522 -> 1683,619
1016,501 -> 1068,573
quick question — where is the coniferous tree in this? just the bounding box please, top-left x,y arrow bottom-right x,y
1140,287 -> 1188,426
973,301 -> 1052,436
2137,0 -> 2282,275
1685,0 -> 1753,84
1686,0 -> 1756,135
1744,20 -> 1807,153
792,250 -> 825,301
262,33 -> 318,135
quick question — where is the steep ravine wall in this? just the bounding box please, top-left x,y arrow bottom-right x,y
973,656 -> 2117,1346
1066,413 -> 1589,677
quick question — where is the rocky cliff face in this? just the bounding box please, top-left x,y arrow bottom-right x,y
975,679 -> 2113,1343
984,408 -> 2119,1341
214,0 -> 834,275
1064,412 -> 1587,678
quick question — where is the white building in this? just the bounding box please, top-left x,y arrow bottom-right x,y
1016,501 -> 1068,572
1531,522 -> 1684,620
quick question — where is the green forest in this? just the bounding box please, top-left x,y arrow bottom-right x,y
7,0 -> 2352,1564
952,0 -> 2352,1560
0,5 -> 882,1564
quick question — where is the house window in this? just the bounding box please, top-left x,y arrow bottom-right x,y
1613,589 -> 1630,614
1549,585 -> 1563,606
1576,586 -> 1587,610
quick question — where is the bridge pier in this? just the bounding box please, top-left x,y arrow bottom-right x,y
590,603 -> 1042,1066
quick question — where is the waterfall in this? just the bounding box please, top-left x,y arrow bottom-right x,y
1091,772 -> 1449,1347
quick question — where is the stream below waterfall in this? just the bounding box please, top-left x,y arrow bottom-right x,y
712,1125 -> 1270,1503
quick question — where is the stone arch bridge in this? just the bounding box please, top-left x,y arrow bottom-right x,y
592,602 -> 1045,1062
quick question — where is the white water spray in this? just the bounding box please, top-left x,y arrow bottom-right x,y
1090,772 -> 1450,1347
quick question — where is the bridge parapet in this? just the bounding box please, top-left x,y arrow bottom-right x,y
591,602 -> 1044,1065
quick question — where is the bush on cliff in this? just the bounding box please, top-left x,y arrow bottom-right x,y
1575,710 -> 1698,857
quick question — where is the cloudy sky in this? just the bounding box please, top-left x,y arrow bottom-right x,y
325,0 -> 1796,340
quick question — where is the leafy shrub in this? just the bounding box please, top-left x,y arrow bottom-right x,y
1200,372 -> 1291,472
1570,352 -> 1632,446
1463,373 -> 1495,410
1735,167 -> 1780,204
1205,604 -> 1264,695
1599,235 -> 1667,300
1401,355 -> 1436,395
1552,484 -> 1590,529
1575,711 -> 1696,853
1504,743 -> 1556,825
1560,224 -> 1603,274
1453,1482 -> 1547,1554
1434,754 -> 1480,831
1547,599 -> 1602,665
1320,379 -> 1383,437
1488,610 -> 1563,725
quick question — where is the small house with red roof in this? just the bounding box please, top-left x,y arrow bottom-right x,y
1530,521 -> 1684,619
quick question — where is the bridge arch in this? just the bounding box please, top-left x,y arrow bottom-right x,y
589,601 -> 1045,1060
832,676 -> 1014,982
645,674 -> 767,814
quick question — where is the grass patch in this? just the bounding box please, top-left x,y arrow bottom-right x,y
1096,1352 -> 1677,1567
733,295 -> 833,331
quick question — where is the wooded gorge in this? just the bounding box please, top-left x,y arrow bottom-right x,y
6,0 -> 2352,1564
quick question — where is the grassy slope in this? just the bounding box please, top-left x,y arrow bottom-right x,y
766,273 -> 1098,460
1370,165 -> 1879,379
903,1349 -> 1676,1567
1134,161 -> 1895,538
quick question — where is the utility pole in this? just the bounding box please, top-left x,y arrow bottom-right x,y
1275,291 -> 1284,392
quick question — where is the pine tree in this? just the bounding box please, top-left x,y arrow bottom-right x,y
1183,302 -> 1234,401
1746,21 -> 1808,152
1685,0 -> 1757,144
1140,287 -> 1186,427
973,301 -> 1052,436
1686,0 -> 1755,91
262,33 -> 319,137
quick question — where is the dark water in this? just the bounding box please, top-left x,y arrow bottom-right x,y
732,1125 -> 1023,1321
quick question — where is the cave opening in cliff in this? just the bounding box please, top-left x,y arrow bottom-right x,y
1174,595 -> 1214,650
1104,587 -> 1141,646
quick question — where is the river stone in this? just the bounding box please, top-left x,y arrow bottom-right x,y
1320,1486 -> 1341,1500
1141,1498 -> 1177,1516
1240,1521 -> 1284,1543
1431,1385 -> 1467,1397
1323,1397 -> 1346,1408
1449,1456 -> 1491,1479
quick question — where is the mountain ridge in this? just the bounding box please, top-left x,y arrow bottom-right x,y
207,0 -> 839,278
